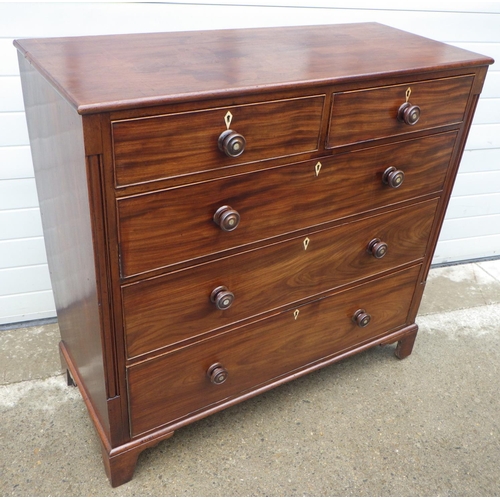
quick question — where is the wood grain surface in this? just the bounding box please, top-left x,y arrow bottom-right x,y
127,264 -> 421,437
328,75 -> 473,148
123,199 -> 438,358
13,24 -> 493,113
15,23 -> 492,487
117,131 -> 456,277
112,96 -> 324,185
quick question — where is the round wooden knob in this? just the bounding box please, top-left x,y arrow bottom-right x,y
213,205 -> 240,231
398,102 -> 421,125
382,166 -> 405,188
207,363 -> 228,385
218,129 -> 246,157
352,309 -> 371,328
367,238 -> 388,259
210,286 -> 234,310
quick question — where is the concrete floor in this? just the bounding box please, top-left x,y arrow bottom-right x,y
1,261 -> 500,496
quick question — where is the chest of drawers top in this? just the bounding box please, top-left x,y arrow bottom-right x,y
14,22 -> 491,114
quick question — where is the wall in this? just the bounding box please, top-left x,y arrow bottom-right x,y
1,1 -> 499,325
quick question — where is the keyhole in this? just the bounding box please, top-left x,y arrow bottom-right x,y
293,309 -> 300,320
303,237 -> 310,250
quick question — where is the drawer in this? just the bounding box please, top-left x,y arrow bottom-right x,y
117,132 -> 455,277
112,95 -> 324,186
127,264 -> 421,436
123,199 -> 438,358
328,75 -> 473,148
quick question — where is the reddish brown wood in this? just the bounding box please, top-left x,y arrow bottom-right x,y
117,132 -> 456,277
328,75 -> 473,148
12,24 -> 493,114
413,92 -> 485,301
213,206 -> 241,232
112,96 -> 324,186
367,238 -> 389,259
207,363 -> 229,385
398,101 -> 421,126
59,348 -> 76,387
352,309 -> 372,328
395,329 -> 419,359
122,199 -> 438,359
61,338 -> 175,485
17,55 -> 112,435
101,442 -> 151,488
382,166 -> 405,189
100,429 -> 176,487
15,24 -> 493,487
218,129 -> 246,158
127,265 -> 421,436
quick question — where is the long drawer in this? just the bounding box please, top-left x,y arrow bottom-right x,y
127,264 -> 421,437
117,132 -> 455,277
328,75 -> 473,148
112,95 -> 324,186
123,199 -> 438,358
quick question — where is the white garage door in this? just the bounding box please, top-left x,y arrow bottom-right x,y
1,0 -> 499,325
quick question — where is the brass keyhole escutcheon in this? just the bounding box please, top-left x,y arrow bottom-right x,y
303,237 -> 310,250
314,162 -> 322,177
224,110 -> 233,129
293,309 -> 300,320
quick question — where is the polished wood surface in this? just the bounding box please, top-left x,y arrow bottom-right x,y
328,75 -> 473,148
16,23 -> 492,487
13,24 -> 492,114
123,199 -> 438,359
127,265 -> 421,437
117,132 -> 455,277
112,95 -> 324,186
17,55 -> 111,435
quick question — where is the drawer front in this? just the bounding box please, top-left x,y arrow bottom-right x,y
112,96 -> 324,186
123,199 -> 437,358
118,132 -> 455,277
328,75 -> 473,148
127,265 -> 420,437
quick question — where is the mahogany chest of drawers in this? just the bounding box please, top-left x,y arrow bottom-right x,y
15,23 -> 493,486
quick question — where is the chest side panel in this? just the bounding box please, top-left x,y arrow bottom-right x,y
17,55 -> 110,434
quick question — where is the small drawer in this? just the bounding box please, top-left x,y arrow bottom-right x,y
112,95 -> 324,186
122,199 -> 438,358
127,264 -> 421,436
117,132 -> 455,277
328,75 -> 473,148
